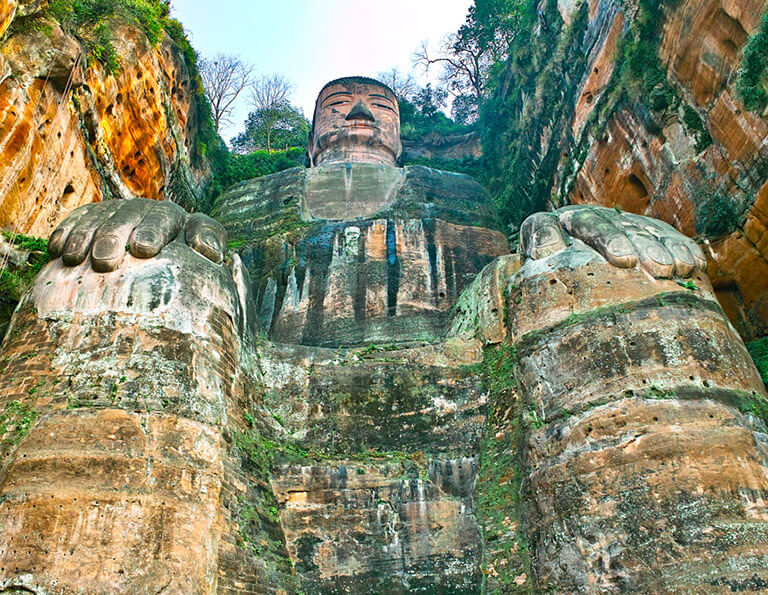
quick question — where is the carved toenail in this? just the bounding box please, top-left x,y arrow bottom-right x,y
92,235 -> 121,260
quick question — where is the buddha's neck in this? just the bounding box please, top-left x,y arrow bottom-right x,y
314,146 -> 396,167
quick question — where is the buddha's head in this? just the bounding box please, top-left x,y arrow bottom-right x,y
309,76 -> 401,167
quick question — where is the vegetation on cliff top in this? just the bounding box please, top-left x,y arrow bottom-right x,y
479,0 -> 581,236
475,0 -> 725,241
47,0 -> 175,73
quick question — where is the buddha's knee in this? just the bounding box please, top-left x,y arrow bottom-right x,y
0,228 -> 252,594
514,210 -> 768,590
453,207 -> 768,590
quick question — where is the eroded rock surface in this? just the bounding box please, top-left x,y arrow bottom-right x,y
485,0 -> 768,340
568,0 -> 768,338
3,65 -> 768,594
0,4 -> 206,237
260,340 -> 487,593
0,245 -> 294,593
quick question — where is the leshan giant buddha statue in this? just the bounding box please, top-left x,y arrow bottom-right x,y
1,76 -> 768,594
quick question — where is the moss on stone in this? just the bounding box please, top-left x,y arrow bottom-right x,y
0,400 -> 38,453
748,337 -> 768,389
517,290 -> 722,357
695,190 -> 746,238
474,344 -> 532,593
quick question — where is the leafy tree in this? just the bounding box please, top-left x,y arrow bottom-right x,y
232,102 -> 309,155
236,75 -> 308,154
398,84 -> 470,141
414,0 -> 525,121
412,83 -> 447,118
450,93 -> 478,124
199,54 -> 254,134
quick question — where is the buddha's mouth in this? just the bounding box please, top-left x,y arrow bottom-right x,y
342,121 -> 378,131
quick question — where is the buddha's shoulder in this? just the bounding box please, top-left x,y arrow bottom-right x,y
211,167 -> 308,242
401,164 -> 486,193
211,167 -> 307,220
393,165 -> 501,230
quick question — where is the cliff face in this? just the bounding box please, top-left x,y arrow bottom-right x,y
0,0 -> 207,238
484,0 -> 768,340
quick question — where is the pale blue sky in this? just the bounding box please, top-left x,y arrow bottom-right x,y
170,0 -> 472,141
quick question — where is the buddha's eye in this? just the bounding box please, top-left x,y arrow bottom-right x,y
372,103 -> 395,112
328,100 -> 349,107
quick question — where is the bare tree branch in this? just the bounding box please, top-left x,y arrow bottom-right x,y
247,74 -> 297,154
250,74 -> 293,111
199,54 -> 254,134
376,68 -> 418,101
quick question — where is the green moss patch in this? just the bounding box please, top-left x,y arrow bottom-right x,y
0,400 -> 38,457
475,344 -> 532,593
0,232 -> 49,340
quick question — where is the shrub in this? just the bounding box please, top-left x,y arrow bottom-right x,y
695,192 -> 742,238
682,104 -> 712,152
0,232 -> 50,336
748,337 -> 768,388
47,0 -> 174,72
204,148 -> 306,209
736,10 -> 768,113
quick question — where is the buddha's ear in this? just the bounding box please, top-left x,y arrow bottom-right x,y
395,139 -> 403,161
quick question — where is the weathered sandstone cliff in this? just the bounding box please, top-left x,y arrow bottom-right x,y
484,0 -> 768,340
0,0 -> 207,238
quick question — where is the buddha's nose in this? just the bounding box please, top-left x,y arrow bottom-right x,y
345,100 -> 375,122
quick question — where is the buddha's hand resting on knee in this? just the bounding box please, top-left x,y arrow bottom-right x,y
48,198 -> 227,272
519,205 -> 706,278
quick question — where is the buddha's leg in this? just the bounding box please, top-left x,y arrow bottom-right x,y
510,247 -> 768,591
0,245 -> 292,594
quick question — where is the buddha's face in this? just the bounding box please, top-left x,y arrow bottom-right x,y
310,80 -> 401,166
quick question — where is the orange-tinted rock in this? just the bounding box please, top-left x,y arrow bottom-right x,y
0,13 -> 205,237
0,244 -> 295,593
659,0 -> 761,106
88,24 -> 203,202
572,9 -> 625,136
0,0 -> 15,37
563,0 -> 768,338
